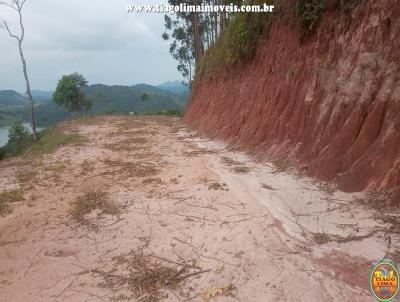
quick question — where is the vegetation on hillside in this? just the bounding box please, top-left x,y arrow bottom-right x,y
0,90 -> 28,106
0,124 -> 82,160
163,0 -> 278,83
198,0 -> 277,79
192,0 -> 360,80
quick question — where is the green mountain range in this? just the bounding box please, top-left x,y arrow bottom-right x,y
0,82 -> 188,127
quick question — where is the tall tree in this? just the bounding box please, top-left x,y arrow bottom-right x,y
163,0 -> 250,83
162,8 -> 195,85
53,73 -> 91,113
1,0 -> 38,141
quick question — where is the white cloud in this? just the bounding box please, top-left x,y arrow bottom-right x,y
0,0 -> 180,91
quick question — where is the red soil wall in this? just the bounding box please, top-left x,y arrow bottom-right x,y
185,1 -> 400,201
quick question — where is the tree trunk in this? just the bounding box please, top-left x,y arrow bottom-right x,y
18,41 -> 37,142
193,0 -> 202,64
214,0 -> 218,39
219,0 -> 225,33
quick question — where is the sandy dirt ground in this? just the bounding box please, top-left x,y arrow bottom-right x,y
0,116 -> 399,302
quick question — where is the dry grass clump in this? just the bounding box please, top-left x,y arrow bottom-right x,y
81,159 -> 95,175
221,156 -> 241,166
128,253 -> 181,301
0,190 -> 24,216
17,168 -> 38,189
220,157 -> 251,174
317,182 -> 337,195
232,166 -> 251,174
95,251 -> 209,302
202,284 -> 235,301
105,137 -> 149,152
272,159 -> 291,173
0,202 -> 10,216
312,232 -> 330,245
103,159 -> 159,178
362,186 -> 396,211
126,129 -> 148,136
183,149 -> 216,157
208,182 -> 222,190
142,178 -> 163,185
208,182 -> 228,191
70,192 -> 120,223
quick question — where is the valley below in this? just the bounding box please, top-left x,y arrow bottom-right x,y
0,116 -> 399,302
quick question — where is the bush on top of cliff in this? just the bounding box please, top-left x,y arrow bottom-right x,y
294,0 -> 326,35
197,0 -> 277,79
196,0 -> 360,80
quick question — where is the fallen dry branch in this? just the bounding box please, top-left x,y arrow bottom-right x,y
92,250 -> 211,302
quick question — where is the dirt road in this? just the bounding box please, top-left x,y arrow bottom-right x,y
0,116 -> 398,301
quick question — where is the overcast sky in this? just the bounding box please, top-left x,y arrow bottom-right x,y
0,0 -> 180,92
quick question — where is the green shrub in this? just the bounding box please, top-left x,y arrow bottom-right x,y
8,120 -> 30,145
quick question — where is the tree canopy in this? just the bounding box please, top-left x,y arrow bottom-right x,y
53,73 -> 91,112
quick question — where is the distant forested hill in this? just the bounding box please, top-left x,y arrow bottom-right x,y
31,90 -> 53,102
0,82 -> 188,127
156,81 -> 188,94
0,90 -> 28,107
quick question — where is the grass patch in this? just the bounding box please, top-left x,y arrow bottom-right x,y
24,128 -> 83,155
0,127 -> 83,159
70,192 -> 120,223
0,190 -> 24,216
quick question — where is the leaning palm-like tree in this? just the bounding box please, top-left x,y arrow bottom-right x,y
1,0 -> 37,141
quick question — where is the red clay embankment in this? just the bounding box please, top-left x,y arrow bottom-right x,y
185,1 -> 400,201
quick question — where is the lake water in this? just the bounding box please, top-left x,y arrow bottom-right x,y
0,123 -> 44,147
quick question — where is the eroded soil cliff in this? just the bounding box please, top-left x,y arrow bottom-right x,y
185,1 -> 400,201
